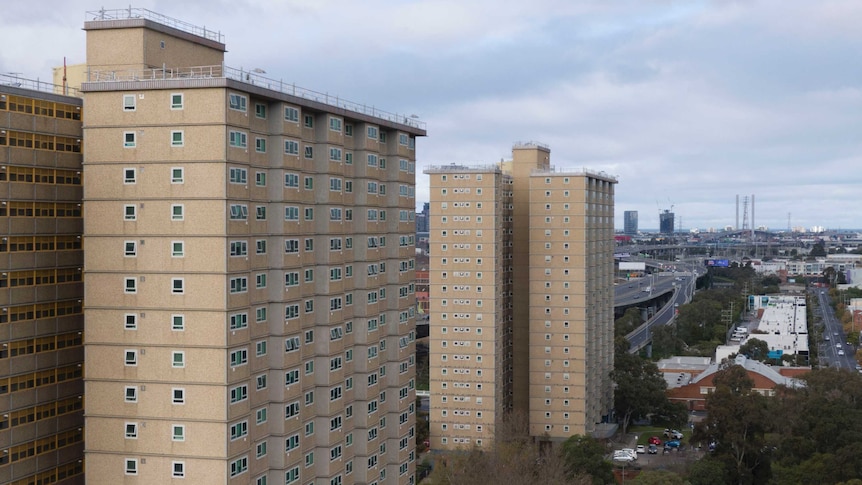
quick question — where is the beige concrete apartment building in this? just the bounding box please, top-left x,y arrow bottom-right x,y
0,77 -> 86,484
427,143 -> 616,448
80,8 -> 424,485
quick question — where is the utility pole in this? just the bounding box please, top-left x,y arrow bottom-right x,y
722,302 -> 735,336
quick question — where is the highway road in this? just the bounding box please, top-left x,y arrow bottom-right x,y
614,261 -> 702,352
815,288 -> 859,371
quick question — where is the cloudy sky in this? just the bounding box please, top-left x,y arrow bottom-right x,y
3,0 -> 860,231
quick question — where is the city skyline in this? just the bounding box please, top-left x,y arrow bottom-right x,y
2,1 -> 861,230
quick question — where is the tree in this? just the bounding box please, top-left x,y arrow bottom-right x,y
686,456 -> 730,485
693,364 -> 770,484
615,307 -> 643,337
810,242 -> 827,258
611,351 -> 669,434
560,435 -> 614,485
738,338 -> 770,362
427,412 -> 589,485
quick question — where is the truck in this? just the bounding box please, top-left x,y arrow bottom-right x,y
642,286 -> 651,293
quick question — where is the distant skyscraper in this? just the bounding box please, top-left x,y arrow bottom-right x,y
660,210 -> 675,234
415,201 -> 430,233
624,211 -> 638,235
426,143 -> 616,449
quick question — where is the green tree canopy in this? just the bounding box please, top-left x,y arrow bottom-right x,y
560,435 -> 614,485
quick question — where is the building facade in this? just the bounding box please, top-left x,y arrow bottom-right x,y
0,76 -> 86,484
426,144 -> 616,449
623,210 -> 638,235
660,210 -> 674,234
80,8 -> 423,485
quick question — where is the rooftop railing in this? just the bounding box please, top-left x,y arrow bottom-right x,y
85,7 -> 224,43
0,73 -> 80,97
532,165 -> 618,181
424,163 -> 501,173
85,65 -> 425,130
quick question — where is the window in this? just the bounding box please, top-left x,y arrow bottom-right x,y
230,348 -> 248,367
256,206 -> 266,220
171,278 -> 184,294
125,458 -> 138,475
230,420 -> 248,440
256,441 -> 267,458
256,273 -> 266,289
124,168 -> 136,184
171,93 -> 183,110
256,340 -> 267,356
123,386 -> 138,403
367,126 -> 378,140
229,130 -> 247,148
286,466 -> 300,484
255,137 -> 266,153
285,336 -> 300,352
256,407 -> 267,424
231,312 -> 248,330
172,388 -> 185,404
171,130 -> 184,147
171,167 -> 184,183
231,384 -> 248,403
123,94 -> 136,111
172,351 -> 185,367
124,240 -> 137,257
124,277 -> 137,294
285,106 -> 299,122
229,204 -> 248,220
230,240 -> 248,257
230,456 -> 248,477
172,461 -> 185,478
125,422 -> 138,439
230,167 -> 248,184
172,424 -> 185,441
171,204 -> 184,221
329,117 -> 342,132
124,131 -> 136,147
304,145 -> 313,158
329,147 -> 342,161
285,173 -> 299,187
256,240 -> 267,254
285,239 -> 300,254
285,140 -> 299,155
304,176 -> 314,190
304,114 -> 314,128
229,93 -> 247,112
255,103 -> 267,118
255,171 -> 266,186
124,205 -> 136,220
172,241 -> 184,257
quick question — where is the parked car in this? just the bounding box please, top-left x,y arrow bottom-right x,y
648,436 -> 662,445
665,440 -> 681,448
663,429 -> 683,440
612,451 -> 635,462
636,445 -> 646,454
648,444 -> 658,454
620,448 -> 638,460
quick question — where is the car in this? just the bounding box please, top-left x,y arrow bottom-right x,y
838,350 -> 845,356
855,364 -> 861,371
648,444 -> 658,454
834,332 -> 839,336
825,335 -> 831,341
664,429 -> 684,440
648,436 -> 662,445
665,440 -> 681,448
612,452 -> 635,463
837,343 -> 843,349
636,445 -> 646,454
620,448 -> 637,460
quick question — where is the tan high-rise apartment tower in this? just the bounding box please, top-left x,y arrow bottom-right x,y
427,143 -> 616,449
0,75 -> 85,485
80,8 -> 424,485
